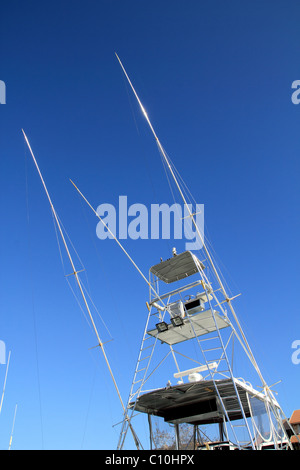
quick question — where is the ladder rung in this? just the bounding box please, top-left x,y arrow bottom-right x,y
217,380 -> 236,386
141,343 -> 154,351
144,334 -> 154,340
133,379 -> 143,385
202,347 -> 223,352
129,391 -> 139,401
199,335 -> 220,342
136,367 -> 146,373
139,355 -> 151,362
206,357 -> 227,362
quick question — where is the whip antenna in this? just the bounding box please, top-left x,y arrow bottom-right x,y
22,130 -> 141,449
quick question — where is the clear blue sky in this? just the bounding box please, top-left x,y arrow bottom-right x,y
0,0 -> 300,450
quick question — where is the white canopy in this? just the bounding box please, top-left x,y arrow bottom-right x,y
150,251 -> 205,284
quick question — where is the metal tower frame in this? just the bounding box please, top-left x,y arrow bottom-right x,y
112,54 -> 299,450
117,249 -> 292,450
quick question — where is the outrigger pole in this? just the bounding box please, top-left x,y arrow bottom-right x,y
22,130 -> 141,450
113,54 -> 294,440
69,179 -> 167,307
114,54 -> 267,385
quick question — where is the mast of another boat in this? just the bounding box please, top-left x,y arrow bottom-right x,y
22,130 -> 141,450
8,403 -> 17,450
0,350 -> 11,416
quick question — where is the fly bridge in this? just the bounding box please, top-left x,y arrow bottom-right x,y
118,250 -> 290,450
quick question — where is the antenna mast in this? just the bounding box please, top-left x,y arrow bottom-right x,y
22,130 -> 141,449
114,54 -> 269,390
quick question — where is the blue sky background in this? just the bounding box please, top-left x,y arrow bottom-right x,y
0,0 -> 300,450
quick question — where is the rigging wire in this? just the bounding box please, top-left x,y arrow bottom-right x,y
51,209 -> 113,340
158,144 -> 236,297
73,193 -> 138,385
120,67 -> 174,255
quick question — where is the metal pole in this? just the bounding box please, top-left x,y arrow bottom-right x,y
0,350 -> 11,415
174,424 -> 180,450
22,130 -> 141,449
115,54 -> 278,401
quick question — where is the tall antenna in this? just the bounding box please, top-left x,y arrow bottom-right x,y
22,130 -> 141,449
114,53 -> 268,388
